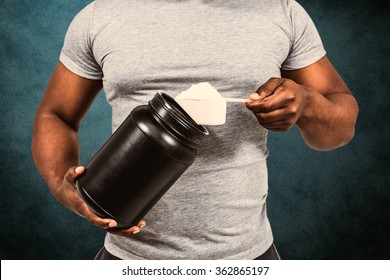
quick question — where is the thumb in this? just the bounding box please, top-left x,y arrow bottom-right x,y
65,166 -> 85,184
254,79 -> 286,101
75,166 -> 85,175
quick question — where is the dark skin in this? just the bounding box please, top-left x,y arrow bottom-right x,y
32,56 -> 358,236
246,56 -> 358,150
32,63 -> 145,236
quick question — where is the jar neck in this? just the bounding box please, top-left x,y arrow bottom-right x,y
148,92 -> 209,147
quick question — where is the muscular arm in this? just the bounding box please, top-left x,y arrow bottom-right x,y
32,63 -> 145,235
283,56 -> 358,150
32,63 -> 101,191
247,56 -> 359,151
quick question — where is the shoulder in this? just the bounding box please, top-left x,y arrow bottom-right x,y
72,1 -> 96,22
94,0 -> 133,13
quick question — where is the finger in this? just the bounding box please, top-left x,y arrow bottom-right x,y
82,205 -> 118,229
247,90 -> 290,113
68,193 -> 116,229
253,78 -> 286,100
65,166 -> 85,184
255,108 -> 291,124
106,219 -> 146,236
107,225 -> 142,236
75,166 -> 85,175
138,219 -> 146,228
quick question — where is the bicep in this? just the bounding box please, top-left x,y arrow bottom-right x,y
37,62 -> 103,130
281,55 -> 352,96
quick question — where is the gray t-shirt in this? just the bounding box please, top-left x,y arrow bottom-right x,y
60,0 -> 325,259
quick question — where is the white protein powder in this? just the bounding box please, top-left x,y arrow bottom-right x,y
174,82 -> 226,125
175,82 -> 223,101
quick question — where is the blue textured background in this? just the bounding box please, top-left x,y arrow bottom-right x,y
1,0 -> 389,259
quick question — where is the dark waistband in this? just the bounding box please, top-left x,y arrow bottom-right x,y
95,243 -> 280,260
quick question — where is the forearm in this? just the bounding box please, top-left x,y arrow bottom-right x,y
32,113 -> 80,193
296,88 -> 359,151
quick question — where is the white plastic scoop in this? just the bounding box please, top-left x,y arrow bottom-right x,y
175,82 -> 250,125
182,97 -> 250,103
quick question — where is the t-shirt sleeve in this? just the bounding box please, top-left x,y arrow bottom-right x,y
282,0 -> 326,70
59,2 -> 103,80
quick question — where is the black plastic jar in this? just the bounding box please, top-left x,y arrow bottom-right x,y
76,92 -> 208,228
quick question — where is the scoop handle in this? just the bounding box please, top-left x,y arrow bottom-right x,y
223,97 -> 251,103
176,97 -> 251,103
